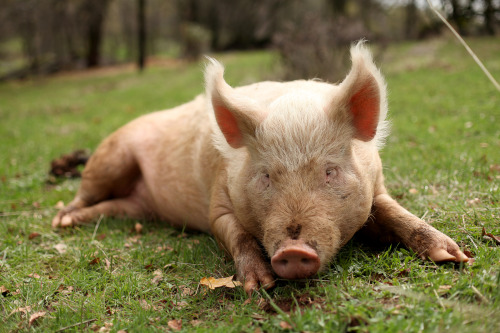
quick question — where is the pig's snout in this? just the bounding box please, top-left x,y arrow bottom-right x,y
271,240 -> 320,279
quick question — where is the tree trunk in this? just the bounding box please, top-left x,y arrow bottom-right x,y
405,0 -> 418,39
448,0 -> 467,36
329,0 -> 347,15
84,0 -> 111,68
137,0 -> 146,71
484,0 -> 496,35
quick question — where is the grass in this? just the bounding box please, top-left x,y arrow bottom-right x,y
0,37 -> 499,332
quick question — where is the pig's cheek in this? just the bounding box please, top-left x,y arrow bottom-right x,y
246,177 -> 273,216
314,227 -> 342,270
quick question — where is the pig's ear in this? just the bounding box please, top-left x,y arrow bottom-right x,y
334,42 -> 388,142
205,57 -> 263,149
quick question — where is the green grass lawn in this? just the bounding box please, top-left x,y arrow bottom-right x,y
0,37 -> 499,332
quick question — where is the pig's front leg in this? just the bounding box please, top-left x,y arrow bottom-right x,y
368,191 -> 469,262
210,182 -> 275,296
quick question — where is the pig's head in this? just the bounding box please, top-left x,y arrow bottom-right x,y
205,42 -> 388,279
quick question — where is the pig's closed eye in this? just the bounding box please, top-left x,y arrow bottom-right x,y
325,167 -> 338,183
262,173 -> 270,188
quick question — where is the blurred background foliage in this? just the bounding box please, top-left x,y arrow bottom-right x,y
0,0 -> 498,82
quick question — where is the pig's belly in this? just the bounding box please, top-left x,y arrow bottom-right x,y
125,103 -> 214,233
138,162 -> 212,233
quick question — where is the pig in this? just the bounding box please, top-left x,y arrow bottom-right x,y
52,42 -> 468,295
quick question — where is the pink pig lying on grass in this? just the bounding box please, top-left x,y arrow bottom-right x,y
53,42 -> 468,295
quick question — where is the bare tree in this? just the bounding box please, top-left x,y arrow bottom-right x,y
483,0 -> 498,35
405,0 -> 419,39
137,0 -> 146,71
81,0 -> 111,68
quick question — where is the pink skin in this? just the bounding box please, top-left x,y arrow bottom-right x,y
53,46 -> 470,296
271,240 -> 321,279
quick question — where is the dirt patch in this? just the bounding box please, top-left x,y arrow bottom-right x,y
49,149 -> 90,179
53,57 -> 187,80
259,293 -> 324,314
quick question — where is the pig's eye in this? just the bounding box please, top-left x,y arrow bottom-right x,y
325,167 -> 338,183
260,173 -> 270,189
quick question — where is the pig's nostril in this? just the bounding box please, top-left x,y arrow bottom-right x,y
271,242 -> 320,279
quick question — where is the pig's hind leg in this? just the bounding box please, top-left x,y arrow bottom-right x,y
363,191 -> 469,263
52,135 -> 152,227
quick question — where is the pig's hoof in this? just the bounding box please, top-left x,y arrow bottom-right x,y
60,215 -> 75,227
427,247 -> 469,263
410,227 -> 469,263
243,271 -> 275,297
51,215 -> 61,228
421,234 -> 469,263
238,261 -> 275,296
52,213 -> 71,228
52,212 -> 75,228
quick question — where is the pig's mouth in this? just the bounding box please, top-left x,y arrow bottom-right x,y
270,239 -> 321,279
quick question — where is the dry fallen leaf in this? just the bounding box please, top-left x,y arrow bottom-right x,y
409,188 -> 418,194
54,243 -> 67,254
10,306 -> 32,316
155,245 -> 174,253
98,322 -> 113,332
437,285 -> 452,294
106,306 -> 116,315
181,287 -> 194,296
96,233 -> 107,240
482,227 -> 500,245
1,285 -> 10,297
251,312 -> 266,321
151,269 -> 163,285
29,311 -> 46,326
28,232 -> 40,240
28,273 -> 41,279
279,321 -> 293,329
467,198 -> 481,206
190,319 -> 203,327
168,319 -> 182,331
89,257 -> 100,265
199,275 -> 242,290
104,258 -> 111,271
463,250 -> 476,266
174,300 -> 188,309
140,299 -> 151,310
463,250 -> 474,258
163,263 -> 175,270
151,276 -> 162,285
61,286 -> 74,295
128,235 -> 141,243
